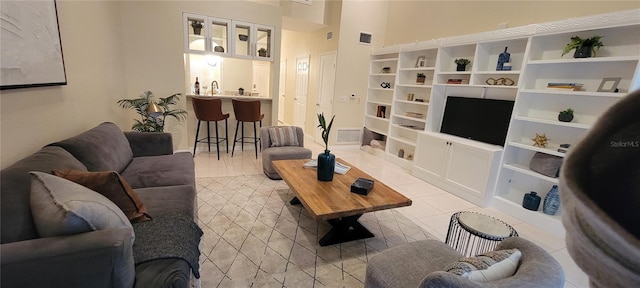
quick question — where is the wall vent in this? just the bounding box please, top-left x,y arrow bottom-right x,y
359,32 -> 372,45
336,128 -> 362,144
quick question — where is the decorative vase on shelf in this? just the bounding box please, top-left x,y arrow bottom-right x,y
456,64 -> 466,71
496,47 -> 511,70
522,191 -> 541,211
317,150 -> 335,182
543,185 -> 560,215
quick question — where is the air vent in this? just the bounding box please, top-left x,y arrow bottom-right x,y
336,128 -> 362,144
359,32 -> 372,45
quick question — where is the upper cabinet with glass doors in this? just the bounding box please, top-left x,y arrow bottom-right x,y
184,13 -> 274,61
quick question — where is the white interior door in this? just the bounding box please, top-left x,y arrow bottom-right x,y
278,59 -> 286,124
294,56 -> 309,129
315,53 -> 336,144
252,61 -> 270,96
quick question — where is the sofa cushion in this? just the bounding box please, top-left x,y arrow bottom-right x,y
1,146 -> 88,244
48,122 -> 133,172
53,169 -> 151,223
444,248 -> 521,282
134,185 -> 195,219
268,126 -> 299,147
121,152 -> 195,189
29,172 -> 133,238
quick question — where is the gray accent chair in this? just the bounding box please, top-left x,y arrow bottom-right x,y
260,126 -> 312,179
365,237 -> 564,288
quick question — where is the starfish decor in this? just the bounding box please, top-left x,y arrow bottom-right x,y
532,133 -> 549,148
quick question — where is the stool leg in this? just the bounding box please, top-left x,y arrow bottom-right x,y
232,120 -> 240,156
215,121 -> 220,160
225,118 -> 228,154
206,121 -> 211,152
241,122 -> 245,151
253,121 -> 258,159
193,120 -> 201,156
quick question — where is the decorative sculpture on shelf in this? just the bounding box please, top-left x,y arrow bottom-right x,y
532,133 -> 549,148
496,47 -> 510,70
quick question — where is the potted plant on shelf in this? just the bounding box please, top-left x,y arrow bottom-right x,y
317,113 -> 336,182
258,48 -> 268,57
191,21 -> 203,35
558,108 -> 574,122
117,91 -> 187,132
562,36 -> 604,58
455,58 -> 471,71
416,73 -> 426,84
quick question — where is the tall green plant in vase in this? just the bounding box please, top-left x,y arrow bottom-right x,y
317,113 -> 336,181
118,91 -> 187,132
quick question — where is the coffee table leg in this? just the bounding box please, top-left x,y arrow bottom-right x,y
290,197 -> 301,205
319,214 -> 374,246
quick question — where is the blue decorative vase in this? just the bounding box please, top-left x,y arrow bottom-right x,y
496,47 -> 511,70
317,150 -> 335,182
543,185 -> 560,215
522,191 -> 541,211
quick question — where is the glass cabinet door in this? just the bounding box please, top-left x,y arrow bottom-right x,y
233,21 -> 253,58
209,18 -> 230,55
184,14 -> 207,53
255,25 -> 273,60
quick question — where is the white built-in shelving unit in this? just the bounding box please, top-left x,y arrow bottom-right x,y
362,9 -> 640,236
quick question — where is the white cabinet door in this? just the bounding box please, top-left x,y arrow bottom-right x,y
414,133 -> 449,179
445,143 -> 492,196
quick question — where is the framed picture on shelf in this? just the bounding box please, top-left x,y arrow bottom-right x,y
597,77 -> 621,92
376,106 -> 386,118
415,56 -> 426,68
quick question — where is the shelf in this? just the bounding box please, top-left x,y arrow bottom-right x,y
512,115 -> 591,129
503,163 -> 559,184
370,73 -> 396,77
368,87 -> 394,91
389,135 -> 416,146
392,124 -> 425,132
528,55 -> 640,65
393,114 -> 427,123
469,84 -> 518,89
507,141 -> 567,158
372,58 -> 398,63
365,115 -> 390,123
396,84 -> 433,88
492,196 -> 564,236
367,100 -> 392,106
399,67 -> 436,71
363,125 -> 388,136
474,70 -> 521,75
519,89 -> 626,98
438,71 -> 472,75
394,99 -> 429,106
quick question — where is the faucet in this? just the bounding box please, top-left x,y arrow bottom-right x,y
211,81 -> 219,94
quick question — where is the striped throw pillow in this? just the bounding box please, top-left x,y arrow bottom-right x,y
269,127 -> 299,147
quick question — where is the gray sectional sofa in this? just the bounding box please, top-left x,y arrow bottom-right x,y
1,122 -> 199,288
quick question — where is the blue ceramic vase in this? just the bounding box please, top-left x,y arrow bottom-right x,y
543,185 -> 560,215
497,47 -> 511,70
317,150 -> 335,181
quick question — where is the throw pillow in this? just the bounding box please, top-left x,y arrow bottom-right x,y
53,169 -> 151,223
269,127 -> 299,147
29,171 -> 134,238
444,248 -> 521,282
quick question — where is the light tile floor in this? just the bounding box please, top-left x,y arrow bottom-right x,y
193,140 -> 589,288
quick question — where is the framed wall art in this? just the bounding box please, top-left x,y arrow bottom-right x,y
597,77 -> 621,92
1,0 -> 67,90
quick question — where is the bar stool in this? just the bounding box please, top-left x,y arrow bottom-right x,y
192,97 -> 229,160
231,99 -> 264,159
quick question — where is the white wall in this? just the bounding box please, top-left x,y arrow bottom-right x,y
0,1 -> 128,168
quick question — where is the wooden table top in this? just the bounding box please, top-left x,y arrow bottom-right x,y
271,158 -> 412,220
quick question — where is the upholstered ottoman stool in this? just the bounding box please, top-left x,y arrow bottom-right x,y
260,126 -> 312,180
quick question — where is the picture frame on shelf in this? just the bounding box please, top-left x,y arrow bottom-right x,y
597,77 -> 621,92
415,56 -> 426,68
376,106 -> 386,118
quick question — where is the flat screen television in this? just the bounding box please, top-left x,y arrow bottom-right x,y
440,96 -> 514,146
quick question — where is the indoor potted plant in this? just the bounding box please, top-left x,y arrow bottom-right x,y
558,108 -> 574,122
258,48 -> 268,57
562,36 -> 604,58
117,91 -> 187,132
317,113 -> 336,181
191,20 -> 203,35
455,58 -> 471,71
416,72 -> 426,84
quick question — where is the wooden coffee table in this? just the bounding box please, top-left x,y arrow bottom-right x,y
271,158 -> 412,246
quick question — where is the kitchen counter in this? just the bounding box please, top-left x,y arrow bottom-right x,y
186,94 -> 272,101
